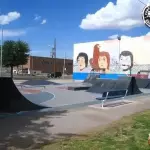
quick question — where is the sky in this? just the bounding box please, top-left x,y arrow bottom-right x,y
0,0 -> 150,59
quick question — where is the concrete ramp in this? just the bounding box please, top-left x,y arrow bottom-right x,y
0,77 -> 49,113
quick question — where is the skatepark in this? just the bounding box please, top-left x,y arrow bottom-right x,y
0,75 -> 150,149
1,37 -> 150,149
0,75 -> 150,115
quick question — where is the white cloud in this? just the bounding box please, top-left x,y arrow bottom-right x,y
41,19 -> 47,24
0,11 -> 20,25
3,29 -> 26,37
146,31 -> 150,35
34,14 -> 41,21
108,31 -> 150,39
80,0 -> 149,30
108,34 -> 132,39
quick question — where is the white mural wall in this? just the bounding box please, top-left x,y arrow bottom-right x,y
73,35 -> 150,75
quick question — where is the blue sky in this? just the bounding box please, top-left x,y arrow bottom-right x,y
0,0 -> 150,59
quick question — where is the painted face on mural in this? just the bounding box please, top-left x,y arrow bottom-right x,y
77,52 -> 88,71
98,56 -> 107,69
77,57 -> 86,70
120,51 -> 133,71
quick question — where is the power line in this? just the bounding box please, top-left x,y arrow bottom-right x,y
137,0 -> 148,6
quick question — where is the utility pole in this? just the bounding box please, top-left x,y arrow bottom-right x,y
63,52 -> 66,79
53,38 -> 56,76
30,51 -> 33,76
50,38 -> 56,77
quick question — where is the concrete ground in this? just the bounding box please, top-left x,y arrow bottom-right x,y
14,80 -> 100,108
1,79 -> 149,149
41,85 -> 100,107
0,94 -> 150,150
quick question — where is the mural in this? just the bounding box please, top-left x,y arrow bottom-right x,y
119,50 -> 133,74
73,35 -> 150,80
89,44 -> 110,73
76,52 -> 89,72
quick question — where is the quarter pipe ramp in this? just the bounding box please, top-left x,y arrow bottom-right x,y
87,77 -> 142,98
0,77 -> 48,113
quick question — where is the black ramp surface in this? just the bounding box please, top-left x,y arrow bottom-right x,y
67,84 -> 91,91
22,79 -> 61,86
83,74 -> 99,84
87,79 -> 116,93
127,77 -> 142,95
0,77 -> 48,113
102,77 -> 142,98
136,78 -> 150,89
67,74 -> 99,91
67,82 -> 92,91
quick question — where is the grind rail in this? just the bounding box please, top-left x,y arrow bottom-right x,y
98,89 -> 128,108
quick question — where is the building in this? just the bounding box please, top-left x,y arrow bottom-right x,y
73,35 -> 150,80
21,56 -> 73,75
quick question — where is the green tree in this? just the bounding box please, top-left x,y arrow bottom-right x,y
2,40 -> 30,78
15,40 -> 30,72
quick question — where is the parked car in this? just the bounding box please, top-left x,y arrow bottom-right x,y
47,72 -> 62,78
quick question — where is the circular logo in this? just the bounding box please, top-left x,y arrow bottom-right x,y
142,5 -> 150,28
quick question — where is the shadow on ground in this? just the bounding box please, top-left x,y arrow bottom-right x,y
0,110 -> 86,150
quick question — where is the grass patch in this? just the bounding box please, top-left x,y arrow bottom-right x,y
41,109 -> 150,150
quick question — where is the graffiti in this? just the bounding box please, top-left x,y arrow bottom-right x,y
119,51 -> 133,72
90,44 -> 110,73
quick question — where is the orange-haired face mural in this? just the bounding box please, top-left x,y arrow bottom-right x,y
98,51 -> 110,73
89,44 -> 100,71
90,44 -> 110,73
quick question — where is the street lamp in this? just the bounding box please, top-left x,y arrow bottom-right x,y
63,52 -> 66,79
117,36 -> 121,61
48,44 -> 56,77
0,25 -> 3,77
30,51 -> 33,76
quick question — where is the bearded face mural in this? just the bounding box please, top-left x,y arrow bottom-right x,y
90,44 -> 110,73
119,51 -> 133,72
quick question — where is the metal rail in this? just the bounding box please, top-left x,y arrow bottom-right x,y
100,89 -> 128,108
